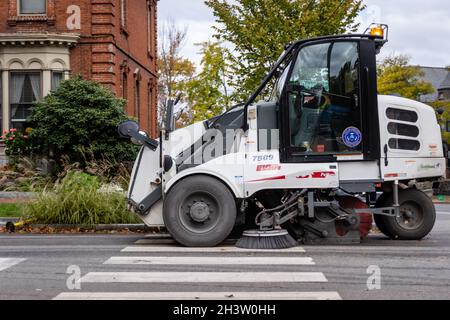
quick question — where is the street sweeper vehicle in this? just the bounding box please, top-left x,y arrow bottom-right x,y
119,24 -> 446,248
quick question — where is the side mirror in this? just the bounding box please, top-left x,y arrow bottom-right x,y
164,95 -> 182,140
165,100 -> 175,134
118,120 -> 140,139
118,120 -> 159,151
437,108 -> 445,116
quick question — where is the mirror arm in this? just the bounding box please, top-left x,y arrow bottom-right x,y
129,130 -> 159,151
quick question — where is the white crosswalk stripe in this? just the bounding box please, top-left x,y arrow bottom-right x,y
104,256 -> 315,265
80,271 -> 327,283
54,243 -> 341,300
54,291 -> 342,300
0,258 -> 27,272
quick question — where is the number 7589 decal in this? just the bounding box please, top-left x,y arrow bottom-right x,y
252,154 -> 275,162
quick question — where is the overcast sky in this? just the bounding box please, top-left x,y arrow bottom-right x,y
158,0 -> 450,69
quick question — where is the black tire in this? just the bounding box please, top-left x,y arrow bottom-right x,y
374,192 -> 391,236
376,189 -> 436,240
163,175 -> 237,247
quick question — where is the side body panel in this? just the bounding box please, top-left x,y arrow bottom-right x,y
338,161 -> 381,182
128,145 -> 161,204
377,95 -> 446,181
127,145 -> 165,227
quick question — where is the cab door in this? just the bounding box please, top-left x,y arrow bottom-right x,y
279,39 -> 380,172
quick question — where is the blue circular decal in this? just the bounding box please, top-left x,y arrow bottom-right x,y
342,127 -> 362,148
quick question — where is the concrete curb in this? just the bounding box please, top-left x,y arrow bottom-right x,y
30,224 -> 149,231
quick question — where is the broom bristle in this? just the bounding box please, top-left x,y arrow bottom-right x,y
235,229 -> 298,249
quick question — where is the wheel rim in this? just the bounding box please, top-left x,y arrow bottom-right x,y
396,201 -> 424,230
178,191 -> 221,234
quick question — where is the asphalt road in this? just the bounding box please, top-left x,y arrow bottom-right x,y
0,205 -> 449,301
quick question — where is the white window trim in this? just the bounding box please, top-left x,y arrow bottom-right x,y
0,36 -> 72,132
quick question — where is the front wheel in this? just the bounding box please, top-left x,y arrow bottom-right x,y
163,175 -> 237,247
376,189 -> 436,240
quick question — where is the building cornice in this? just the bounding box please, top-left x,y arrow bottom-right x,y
0,33 -> 80,47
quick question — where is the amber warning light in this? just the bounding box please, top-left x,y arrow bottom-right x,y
365,23 -> 389,42
370,26 -> 384,37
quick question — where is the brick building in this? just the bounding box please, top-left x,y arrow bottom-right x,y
0,0 -> 158,141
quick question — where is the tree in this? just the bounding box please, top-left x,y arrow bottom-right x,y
377,55 -> 434,100
27,76 -> 139,164
186,41 -> 231,123
158,20 -> 196,126
205,0 -> 364,101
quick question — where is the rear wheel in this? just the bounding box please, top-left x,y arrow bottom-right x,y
163,175 -> 237,247
375,189 -> 436,240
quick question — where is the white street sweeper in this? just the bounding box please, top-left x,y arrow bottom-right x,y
119,24 -> 446,248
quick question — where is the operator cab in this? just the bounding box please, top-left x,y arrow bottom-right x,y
249,24 -> 390,164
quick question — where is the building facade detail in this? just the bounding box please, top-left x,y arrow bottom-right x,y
0,0 -> 158,138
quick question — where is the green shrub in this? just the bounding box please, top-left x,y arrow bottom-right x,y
60,171 -> 100,192
27,76 -> 139,164
26,172 -> 139,226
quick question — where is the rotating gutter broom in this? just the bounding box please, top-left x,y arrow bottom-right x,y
236,192 -> 302,249
236,229 -> 298,250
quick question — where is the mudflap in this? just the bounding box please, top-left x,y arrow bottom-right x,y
138,200 -> 165,227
